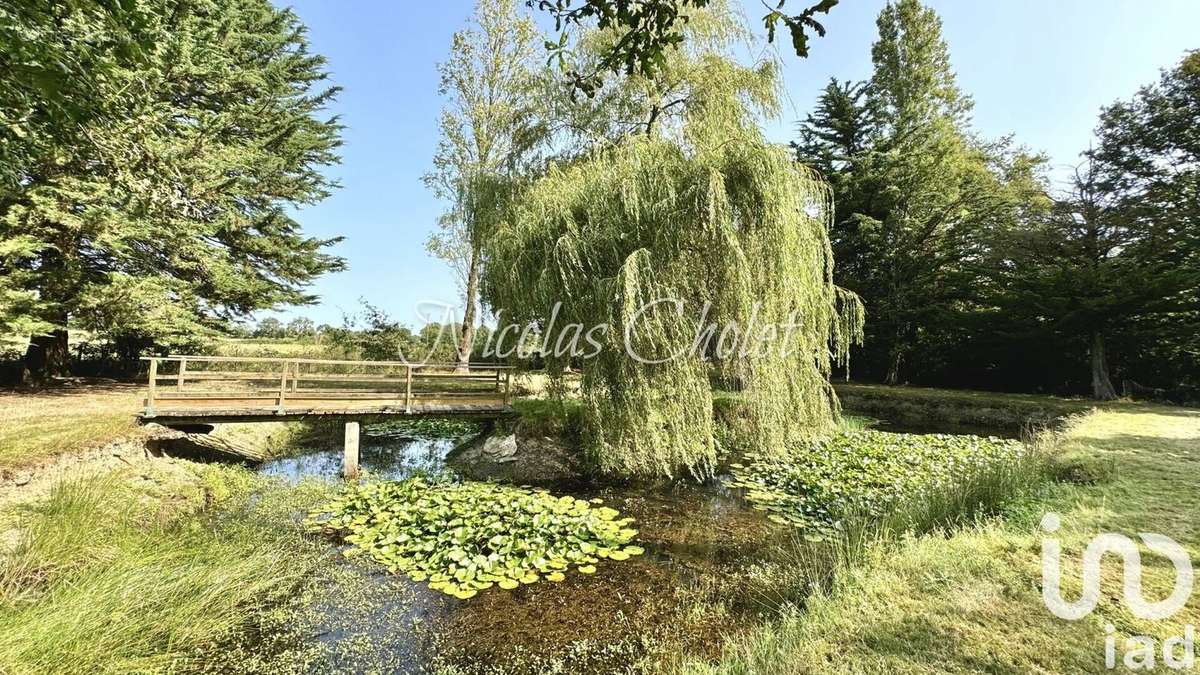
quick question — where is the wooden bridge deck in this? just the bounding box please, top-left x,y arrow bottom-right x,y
138,355 -> 513,422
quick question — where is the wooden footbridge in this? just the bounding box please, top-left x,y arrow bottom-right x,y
138,355 -> 514,476
140,355 -> 513,422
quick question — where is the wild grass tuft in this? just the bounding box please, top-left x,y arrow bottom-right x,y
0,467 -> 332,673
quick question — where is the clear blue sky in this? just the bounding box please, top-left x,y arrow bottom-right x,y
270,0 -> 1199,328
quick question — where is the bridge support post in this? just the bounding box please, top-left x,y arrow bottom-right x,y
343,421 -> 360,480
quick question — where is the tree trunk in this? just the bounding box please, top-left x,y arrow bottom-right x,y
23,327 -> 70,384
1090,331 -> 1118,401
456,243 -> 482,373
885,322 -> 907,385
885,348 -> 904,386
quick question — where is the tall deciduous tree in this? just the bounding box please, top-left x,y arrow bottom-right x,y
545,0 -> 781,155
1,0 -> 344,381
483,4 -> 862,477
987,53 -> 1200,399
425,0 -> 544,370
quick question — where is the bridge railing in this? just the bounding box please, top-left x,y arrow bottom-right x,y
140,355 -> 513,418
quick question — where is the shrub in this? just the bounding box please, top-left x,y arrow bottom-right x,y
511,398 -> 584,441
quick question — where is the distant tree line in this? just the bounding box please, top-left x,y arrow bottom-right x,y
794,0 -> 1199,400
239,304 -> 499,365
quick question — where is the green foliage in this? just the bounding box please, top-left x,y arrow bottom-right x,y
727,430 -> 1028,531
307,477 -> 641,599
426,0 -> 547,368
796,3 -> 1197,396
1045,449 -> 1117,486
486,6 -> 861,478
512,398 -> 585,440
982,52 -> 1200,398
487,135 -> 862,478
832,381 -> 1091,431
0,468 -> 331,672
675,408 -> 1198,675
319,300 -> 494,364
796,0 -> 1046,386
1,0 -> 344,375
531,0 -> 837,97
368,417 -> 484,440
548,2 -> 783,148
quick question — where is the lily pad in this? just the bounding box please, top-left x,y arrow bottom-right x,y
307,477 -> 641,597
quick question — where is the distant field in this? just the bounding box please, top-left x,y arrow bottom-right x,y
212,338 -> 343,359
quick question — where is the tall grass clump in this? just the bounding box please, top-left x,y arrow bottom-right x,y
722,429 -> 1049,622
0,468 -> 331,673
728,430 -> 1042,533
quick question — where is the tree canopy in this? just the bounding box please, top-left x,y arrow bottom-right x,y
530,0 -> 838,96
483,5 -> 861,477
796,0 -> 1045,386
982,53 -> 1200,399
425,0 -> 546,370
1,0 -> 344,379
795,2 -> 1198,399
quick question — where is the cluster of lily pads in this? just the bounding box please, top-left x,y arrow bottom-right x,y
306,476 -> 643,599
367,417 -> 481,440
727,430 -> 1026,531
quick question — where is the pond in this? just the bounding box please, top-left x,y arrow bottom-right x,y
258,423 -> 459,483
242,410 -> 1024,672
846,410 -> 1024,439
251,422 -> 782,674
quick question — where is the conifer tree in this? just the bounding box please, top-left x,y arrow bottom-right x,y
0,0 -> 344,380
796,0 -> 1041,384
987,53 -> 1200,399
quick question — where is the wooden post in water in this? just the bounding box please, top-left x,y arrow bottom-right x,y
343,421 -> 360,479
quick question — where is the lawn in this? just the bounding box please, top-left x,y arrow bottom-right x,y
678,405 -> 1200,673
0,385 -> 142,472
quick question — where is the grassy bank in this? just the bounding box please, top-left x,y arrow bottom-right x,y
677,404 -> 1200,673
0,463 -> 336,673
833,382 -> 1097,431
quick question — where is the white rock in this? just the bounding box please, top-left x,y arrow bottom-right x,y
482,434 -> 519,459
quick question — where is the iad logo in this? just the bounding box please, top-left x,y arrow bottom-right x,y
1041,513 -> 1196,670
1041,512 -> 1193,621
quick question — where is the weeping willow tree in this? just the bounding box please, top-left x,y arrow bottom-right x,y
483,3 -> 862,478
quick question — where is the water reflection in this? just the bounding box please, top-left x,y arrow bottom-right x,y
259,425 -> 471,482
